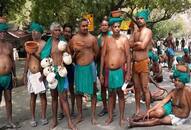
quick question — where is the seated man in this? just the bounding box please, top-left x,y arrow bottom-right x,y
151,54 -> 163,83
182,48 -> 191,64
128,69 -> 191,127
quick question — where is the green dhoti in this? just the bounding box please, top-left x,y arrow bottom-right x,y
108,68 -> 124,91
0,74 -> 12,92
75,63 -> 94,95
163,101 -> 172,116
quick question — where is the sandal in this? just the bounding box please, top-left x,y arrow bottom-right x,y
41,118 -> 48,126
30,120 -> 37,127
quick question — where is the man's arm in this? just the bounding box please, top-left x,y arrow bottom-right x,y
93,37 -> 99,61
99,37 -> 107,84
125,38 -> 131,81
133,29 -> 152,50
148,90 -> 174,113
10,44 -> 16,77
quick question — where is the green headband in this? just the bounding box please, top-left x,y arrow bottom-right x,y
30,22 -> 44,34
136,9 -> 150,22
173,69 -> 190,84
0,23 -> 9,32
183,48 -> 189,53
152,54 -> 159,62
109,17 -> 123,25
176,56 -> 182,62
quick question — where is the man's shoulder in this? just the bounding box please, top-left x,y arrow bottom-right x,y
142,27 -> 152,34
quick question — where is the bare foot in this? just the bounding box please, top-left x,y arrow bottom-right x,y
128,118 -> 134,128
91,118 -> 98,125
105,118 -> 113,125
75,115 -> 83,124
6,121 -> 17,128
119,119 -> 126,127
132,113 -> 143,121
50,120 -> 57,129
68,121 -> 77,130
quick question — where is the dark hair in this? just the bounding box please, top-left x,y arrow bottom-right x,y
101,19 -> 109,25
62,23 -> 73,30
79,18 -> 89,25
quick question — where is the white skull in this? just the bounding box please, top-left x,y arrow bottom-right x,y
58,41 -> 67,51
48,58 -> 53,65
46,72 -> 56,83
58,66 -> 67,77
43,67 -> 52,76
48,79 -> 58,89
63,52 -> 72,65
41,58 -> 51,68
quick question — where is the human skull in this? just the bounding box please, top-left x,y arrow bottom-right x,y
48,79 -> 58,89
43,67 -> 53,76
58,66 -> 67,77
58,41 -> 67,51
63,52 -> 72,65
41,58 -> 51,68
46,72 -> 56,83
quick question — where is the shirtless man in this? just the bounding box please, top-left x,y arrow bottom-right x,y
182,48 -> 190,64
69,19 -> 99,124
130,10 -> 152,116
97,19 -> 112,117
165,33 -> 175,71
151,54 -> 163,83
40,22 -> 76,130
100,17 -> 131,126
24,22 -> 48,127
129,70 -> 191,127
58,24 -> 75,119
0,20 -> 17,128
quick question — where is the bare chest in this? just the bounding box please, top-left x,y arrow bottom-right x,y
108,38 -> 125,51
0,45 -> 11,55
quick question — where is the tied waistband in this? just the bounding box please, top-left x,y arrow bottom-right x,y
133,58 -> 149,63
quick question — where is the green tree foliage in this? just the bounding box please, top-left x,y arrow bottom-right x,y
2,0 -> 191,31
0,0 -> 26,18
153,19 -> 183,39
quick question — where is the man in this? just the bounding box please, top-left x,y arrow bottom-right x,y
23,22 -> 48,127
100,17 -> 131,126
58,24 -> 75,119
97,19 -> 112,117
0,19 -> 17,128
165,33 -> 175,71
181,38 -> 185,51
182,48 -> 190,64
175,38 -> 179,51
40,22 -> 76,130
151,54 -> 163,83
69,19 -> 99,125
130,10 -> 152,117
128,69 -> 191,127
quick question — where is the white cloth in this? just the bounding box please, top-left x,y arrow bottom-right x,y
169,114 -> 188,125
27,71 -> 46,94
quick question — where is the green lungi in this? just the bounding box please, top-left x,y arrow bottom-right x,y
0,73 -> 12,91
108,68 -> 124,91
163,101 -> 172,116
75,63 -> 94,95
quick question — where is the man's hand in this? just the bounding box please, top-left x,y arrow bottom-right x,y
100,74 -> 104,86
125,73 -> 130,83
143,110 -> 150,121
13,76 -> 17,88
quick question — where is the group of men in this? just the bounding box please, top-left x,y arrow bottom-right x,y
0,9 -> 191,130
